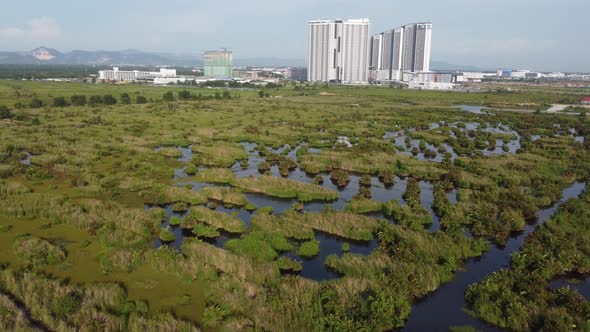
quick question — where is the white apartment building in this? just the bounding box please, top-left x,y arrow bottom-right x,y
307,19 -> 370,83
369,22 -> 432,82
98,67 -> 177,81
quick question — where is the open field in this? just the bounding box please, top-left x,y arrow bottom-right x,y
0,80 -> 589,330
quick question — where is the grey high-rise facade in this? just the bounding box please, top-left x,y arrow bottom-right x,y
307,19 -> 370,83
369,22 -> 432,81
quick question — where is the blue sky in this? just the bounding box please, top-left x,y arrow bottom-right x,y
0,0 -> 588,72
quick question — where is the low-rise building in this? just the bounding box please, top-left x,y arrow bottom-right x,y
582,97 -> 590,105
98,67 -> 177,82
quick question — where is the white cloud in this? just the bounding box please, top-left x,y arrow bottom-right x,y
0,17 -> 61,46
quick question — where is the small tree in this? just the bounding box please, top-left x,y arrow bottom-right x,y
70,95 -> 87,106
52,97 -> 69,107
120,93 -> 131,104
89,95 -> 103,106
163,91 -> 175,101
0,105 -> 12,119
136,95 -> 147,104
178,90 -> 191,100
258,90 -> 265,98
103,95 -> 117,105
29,98 -> 43,108
222,91 -> 231,99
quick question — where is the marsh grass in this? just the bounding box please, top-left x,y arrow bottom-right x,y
0,80 -> 588,330
201,187 -> 252,207
188,206 -> 246,234
344,197 -> 383,214
13,236 -> 66,266
236,175 -> 338,202
297,240 -> 320,258
192,143 -> 247,168
278,210 -> 378,241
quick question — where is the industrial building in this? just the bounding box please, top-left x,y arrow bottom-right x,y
204,50 -> 233,78
307,19 -> 370,84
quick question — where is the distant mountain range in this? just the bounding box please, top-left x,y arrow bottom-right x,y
0,47 -> 306,68
0,47 -> 484,71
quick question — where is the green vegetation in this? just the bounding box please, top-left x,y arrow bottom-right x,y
200,186 -> 252,207
188,206 -> 246,234
344,197 -> 383,214
192,223 -> 220,238
465,190 -> 590,331
13,236 -> 66,265
237,175 -> 338,202
276,256 -> 303,272
0,79 -> 588,330
297,240 -> 320,258
159,227 -> 176,242
158,147 -> 183,158
192,142 -> 247,168
330,169 -> 351,187
169,215 -> 183,226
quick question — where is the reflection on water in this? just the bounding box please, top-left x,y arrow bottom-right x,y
550,275 -> 590,300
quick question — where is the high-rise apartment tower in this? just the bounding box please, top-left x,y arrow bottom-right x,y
369,22 -> 432,81
307,19 -> 370,83
204,50 -> 233,78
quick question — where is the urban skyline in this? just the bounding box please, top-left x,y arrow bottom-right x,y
308,19 -> 433,84
0,0 -> 588,72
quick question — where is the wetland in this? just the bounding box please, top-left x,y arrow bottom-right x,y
0,81 -> 589,331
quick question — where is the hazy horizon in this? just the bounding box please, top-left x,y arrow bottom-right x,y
1,0 -> 588,72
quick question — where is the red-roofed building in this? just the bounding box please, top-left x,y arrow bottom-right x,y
582,97 -> 590,105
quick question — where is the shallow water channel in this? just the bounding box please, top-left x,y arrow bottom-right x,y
152,143 -> 435,281
152,142 -> 587,330
402,181 -> 587,331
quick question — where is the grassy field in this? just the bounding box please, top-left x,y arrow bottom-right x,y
0,80 -> 589,330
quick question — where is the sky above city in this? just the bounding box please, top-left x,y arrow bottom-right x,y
0,0 -> 588,72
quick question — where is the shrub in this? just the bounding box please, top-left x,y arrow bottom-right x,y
192,224 -> 220,238
314,174 -> 324,185
13,237 -> 66,265
0,225 -> 12,233
121,93 -> 131,104
297,240 -> 320,258
330,169 -> 350,188
225,235 -> 278,262
258,161 -> 271,174
172,202 -> 188,212
70,95 -> 87,106
403,178 -> 421,207
159,227 -> 176,242
185,165 -> 198,175
360,174 -> 372,187
89,95 -> 103,106
178,90 -> 191,100
257,206 -> 274,215
342,242 -> 350,252
136,95 -> 148,104
51,293 -> 81,318
277,256 -> 302,272
29,98 -> 43,108
52,97 -> 68,107
103,95 -> 117,105
163,91 -> 175,101
169,216 -> 183,226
